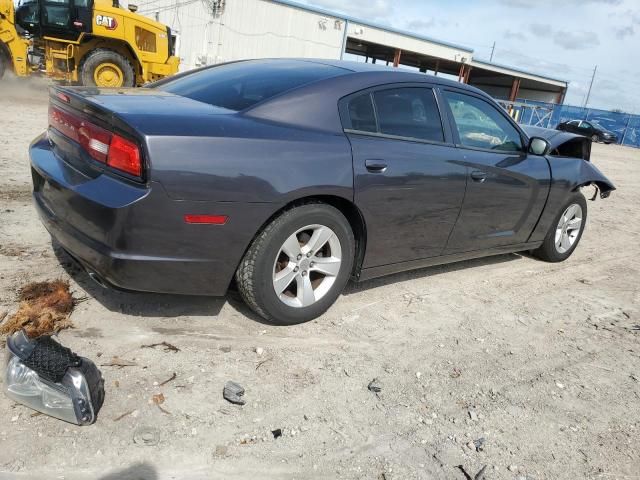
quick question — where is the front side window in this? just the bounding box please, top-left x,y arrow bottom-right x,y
580,121 -> 592,129
444,91 -> 523,152
373,88 -> 444,142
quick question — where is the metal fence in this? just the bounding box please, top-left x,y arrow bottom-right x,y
497,99 -> 640,149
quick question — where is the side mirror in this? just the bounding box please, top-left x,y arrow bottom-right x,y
128,3 -> 138,12
529,137 -> 550,156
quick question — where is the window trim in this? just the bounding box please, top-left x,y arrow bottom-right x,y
439,87 -> 528,155
338,83 -> 453,146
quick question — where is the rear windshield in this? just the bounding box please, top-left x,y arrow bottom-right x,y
154,60 -> 348,111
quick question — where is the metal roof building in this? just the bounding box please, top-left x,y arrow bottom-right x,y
139,0 -> 568,104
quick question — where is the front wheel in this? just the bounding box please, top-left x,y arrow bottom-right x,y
236,203 -> 355,325
532,192 -> 587,262
80,49 -> 135,87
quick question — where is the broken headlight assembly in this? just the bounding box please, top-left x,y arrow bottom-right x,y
4,331 -> 104,425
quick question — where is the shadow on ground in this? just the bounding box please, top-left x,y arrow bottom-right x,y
98,462 -> 157,480
54,240 -> 525,321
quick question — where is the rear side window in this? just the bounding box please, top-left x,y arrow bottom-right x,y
373,88 -> 444,142
155,60 -> 347,111
347,94 -> 377,133
444,91 -> 523,152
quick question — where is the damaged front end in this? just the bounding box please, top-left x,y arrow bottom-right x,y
523,125 -> 616,199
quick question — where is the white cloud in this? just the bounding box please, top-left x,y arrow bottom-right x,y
552,31 -> 600,50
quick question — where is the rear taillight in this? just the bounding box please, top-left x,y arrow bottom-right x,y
108,135 -> 141,177
48,104 -> 142,178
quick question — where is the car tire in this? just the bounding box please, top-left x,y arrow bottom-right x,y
591,134 -> 599,143
236,203 -> 355,325
80,49 -> 135,87
532,192 -> 587,263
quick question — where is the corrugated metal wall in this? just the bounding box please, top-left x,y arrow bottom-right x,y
139,0 -> 345,71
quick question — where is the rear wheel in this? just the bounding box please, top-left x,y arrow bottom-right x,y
80,49 -> 135,87
236,203 -> 355,325
591,134 -> 599,143
532,192 -> 587,262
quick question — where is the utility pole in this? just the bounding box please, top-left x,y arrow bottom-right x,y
490,41 -> 496,62
583,65 -> 597,108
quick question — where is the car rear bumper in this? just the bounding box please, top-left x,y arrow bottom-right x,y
30,132 -> 273,296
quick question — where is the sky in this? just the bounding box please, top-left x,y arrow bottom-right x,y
299,0 -> 640,113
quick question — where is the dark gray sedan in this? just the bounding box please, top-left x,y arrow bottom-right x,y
29,59 -> 615,324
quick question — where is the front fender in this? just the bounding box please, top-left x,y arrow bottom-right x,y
528,157 -> 615,243
575,160 -> 616,199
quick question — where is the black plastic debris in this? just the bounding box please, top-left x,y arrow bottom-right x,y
368,378 -> 382,393
271,428 -> 282,439
473,437 -> 486,452
223,381 -> 246,405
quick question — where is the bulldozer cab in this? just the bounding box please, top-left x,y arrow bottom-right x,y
15,0 -> 92,40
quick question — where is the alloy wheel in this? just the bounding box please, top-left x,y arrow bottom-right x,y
272,224 -> 342,308
555,203 -> 583,254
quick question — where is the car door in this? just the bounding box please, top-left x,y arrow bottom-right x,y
564,120 -> 580,134
578,121 -> 595,138
441,88 -> 551,253
341,85 -> 468,268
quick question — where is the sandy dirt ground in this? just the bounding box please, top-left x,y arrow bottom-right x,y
0,76 -> 638,480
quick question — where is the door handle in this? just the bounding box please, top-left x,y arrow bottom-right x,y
470,170 -> 487,183
365,160 -> 387,173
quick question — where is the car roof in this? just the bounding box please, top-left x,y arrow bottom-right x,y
287,58 -> 485,93
244,58 -> 491,134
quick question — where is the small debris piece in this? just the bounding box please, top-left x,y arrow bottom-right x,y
101,356 -> 138,368
508,465 -> 518,472
223,381 -> 246,405
456,465 -> 473,480
272,428 -> 282,439
152,393 -> 171,415
159,372 -> 177,386
474,465 -> 488,480
219,346 -> 232,353
473,437 -> 486,452
133,427 -> 160,446
113,410 -> 135,422
141,341 -> 180,353
254,347 -> 264,356
255,356 -> 273,371
468,410 -> 479,421
214,445 -> 228,457
368,378 -> 382,393
450,367 -> 462,378
0,280 -> 75,337
0,310 -> 7,323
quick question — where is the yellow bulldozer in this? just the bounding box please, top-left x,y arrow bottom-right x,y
0,0 -> 179,87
